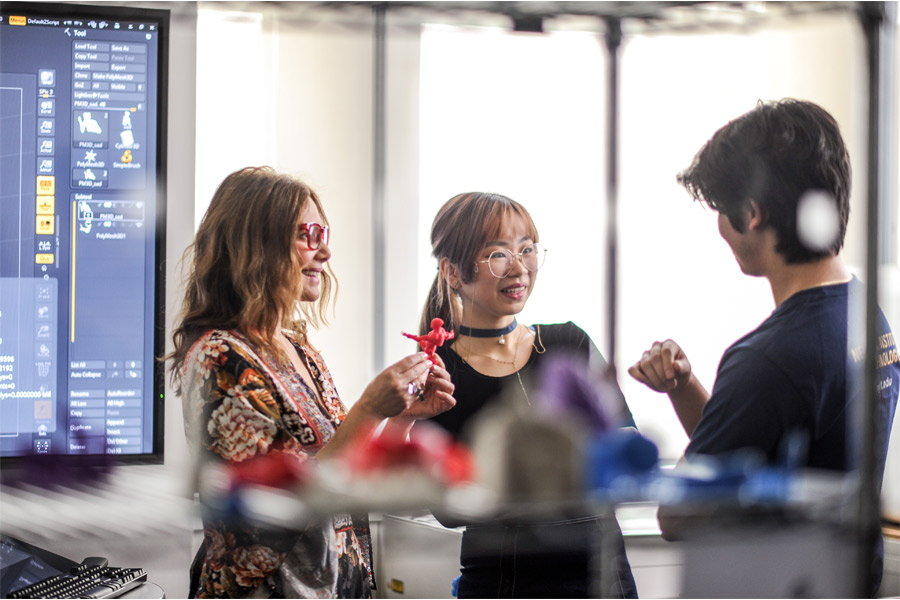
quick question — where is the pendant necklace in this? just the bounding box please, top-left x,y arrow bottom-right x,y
459,326 -> 532,405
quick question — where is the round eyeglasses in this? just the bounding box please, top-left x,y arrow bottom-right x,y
476,243 -> 546,278
298,222 -> 330,250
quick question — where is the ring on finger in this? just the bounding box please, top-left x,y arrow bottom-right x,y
407,381 -> 425,401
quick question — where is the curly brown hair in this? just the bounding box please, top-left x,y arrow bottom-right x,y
167,166 -> 337,392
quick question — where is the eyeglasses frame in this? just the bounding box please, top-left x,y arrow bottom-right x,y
298,222 -> 330,251
475,243 -> 546,278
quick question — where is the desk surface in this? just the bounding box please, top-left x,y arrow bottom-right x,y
120,581 -> 165,599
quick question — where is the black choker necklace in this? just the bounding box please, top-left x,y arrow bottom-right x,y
458,319 -> 517,345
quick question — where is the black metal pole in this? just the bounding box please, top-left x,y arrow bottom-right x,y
604,17 -> 622,375
594,21 -> 623,599
373,3 -> 387,372
856,2 -> 886,596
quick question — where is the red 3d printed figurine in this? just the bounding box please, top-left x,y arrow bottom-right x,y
403,318 -> 455,363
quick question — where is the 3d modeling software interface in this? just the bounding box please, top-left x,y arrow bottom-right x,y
0,4 -> 166,458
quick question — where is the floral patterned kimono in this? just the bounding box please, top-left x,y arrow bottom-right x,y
182,329 -> 374,598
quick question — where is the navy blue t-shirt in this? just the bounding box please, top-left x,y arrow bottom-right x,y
687,278 -> 898,477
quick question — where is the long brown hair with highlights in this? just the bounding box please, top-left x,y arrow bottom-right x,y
419,192 -> 539,336
167,166 -> 337,392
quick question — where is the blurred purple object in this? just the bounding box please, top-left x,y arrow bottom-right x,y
0,435 -> 115,489
536,353 -> 615,433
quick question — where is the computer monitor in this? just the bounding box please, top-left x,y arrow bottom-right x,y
0,2 -> 168,463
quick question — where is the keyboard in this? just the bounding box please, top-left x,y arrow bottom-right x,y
7,557 -> 148,599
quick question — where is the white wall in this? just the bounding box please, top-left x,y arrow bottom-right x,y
162,1 -> 197,478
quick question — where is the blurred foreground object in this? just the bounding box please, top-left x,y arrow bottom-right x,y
197,422 -> 475,525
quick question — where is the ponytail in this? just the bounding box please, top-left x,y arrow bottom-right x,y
419,273 -> 459,335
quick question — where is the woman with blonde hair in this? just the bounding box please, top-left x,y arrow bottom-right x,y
170,166 -> 455,598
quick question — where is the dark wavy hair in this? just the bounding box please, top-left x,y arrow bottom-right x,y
677,99 -> 851,264
167,166 -> 337,392
419,192 -> 539,335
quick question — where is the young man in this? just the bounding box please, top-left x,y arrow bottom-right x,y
628,99 -> 899,594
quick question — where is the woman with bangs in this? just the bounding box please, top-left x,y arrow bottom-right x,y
419,192 -> 638,598
169,166 -> 456,598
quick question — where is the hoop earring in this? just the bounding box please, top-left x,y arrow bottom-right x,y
473,265 -> 479,273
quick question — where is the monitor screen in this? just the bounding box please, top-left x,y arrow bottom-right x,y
0,2 -> 168,462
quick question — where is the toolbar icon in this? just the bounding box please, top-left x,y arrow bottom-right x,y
39,98 -> 55,116
77,112 -> 103,135
36,176 -> 55,196
36,216 -> 55,235
36,196 -> 55,215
